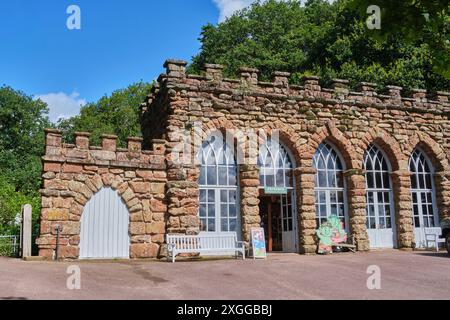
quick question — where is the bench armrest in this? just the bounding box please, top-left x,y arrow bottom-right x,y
236,241 -> 246,249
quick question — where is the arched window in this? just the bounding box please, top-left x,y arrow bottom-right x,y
410,149 -> 438,228
258,138 -> 295,233
313,143 -> 347,228
364,144 -> 394,231
198,133 -> 239,233
258,138 -> 293,188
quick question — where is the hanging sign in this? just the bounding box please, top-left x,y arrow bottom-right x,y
264,187 -> 288,195
250,228 -> 267,259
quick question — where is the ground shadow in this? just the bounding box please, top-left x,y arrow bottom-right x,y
413,252 -> 450,259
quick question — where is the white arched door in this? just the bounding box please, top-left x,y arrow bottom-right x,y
258,138 -> 298,253
364,145 -> 397,249
410,149 -> 440,248
79,187 -> 130,259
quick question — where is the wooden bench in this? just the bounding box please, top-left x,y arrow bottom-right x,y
166,233 -> 246,263
331,235 -> 357,253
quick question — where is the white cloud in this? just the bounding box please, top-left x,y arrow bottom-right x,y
36,91 -> 87,123
213,0 -> 254,22
213,0 -> 313,22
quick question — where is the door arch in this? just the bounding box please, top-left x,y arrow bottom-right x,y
79,187 -> 130,259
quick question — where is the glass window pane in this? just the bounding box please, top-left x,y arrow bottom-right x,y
208,205 -> 215,217
200,218 -> 207,232
229,190 -> 237,204
220,190 -> 228,203
419,174 -> 426,189
199,167 -> 206,185
383,173 -> 390,189
221,205 -> 228,218
221,219 -> 228,232
425,175 -> 432,190
208,190 -> 215,202
218,166 -> 227,185
229,204 -> 237,217
228,167 -> 237,186
414,217 -> 420,228
276,169 -> 284,187
207,166 -> 217,185
320,205 -> 327,217
330,192 -> 337,203
367,172 -> 374,189
379,217 -> 386,229
376,173 -> 382,189
200,205 -> 206,218
319,192 -> 326,204
328,172 -> 336,188
208,219 -> 216,232
411,175 -> 418,189
229,219 -> 237,232
200,190 -> 206,203
318,171 -> 327,188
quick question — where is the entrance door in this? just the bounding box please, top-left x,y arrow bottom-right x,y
410,149 -> 440,248
79,188 -> 130,259
281,193 -> 297,252
366,190 -> 396,248
364,144 -> 397,249
260,193 -> 297,253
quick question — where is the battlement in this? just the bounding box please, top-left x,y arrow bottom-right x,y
43,129 -> 166,170
141,59 -> 450,114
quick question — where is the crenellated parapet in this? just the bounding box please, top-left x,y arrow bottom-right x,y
43,129 -> 166,170
141,59 -> 449,116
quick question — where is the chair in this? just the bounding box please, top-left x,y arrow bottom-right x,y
424,227 -> 445,252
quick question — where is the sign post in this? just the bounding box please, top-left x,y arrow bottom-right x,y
250,228 -> 267,259
21,204 -> 32,259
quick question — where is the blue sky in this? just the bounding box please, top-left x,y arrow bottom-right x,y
0,0 -> 258,122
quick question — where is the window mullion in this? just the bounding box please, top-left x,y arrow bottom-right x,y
215,189 -> 221,233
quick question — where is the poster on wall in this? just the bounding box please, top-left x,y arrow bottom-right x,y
250,228 -> 267,259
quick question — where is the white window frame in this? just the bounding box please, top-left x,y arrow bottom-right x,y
410,149 -> 439,228
198,133 -> 240,234
313,142 -> 349,231
364,144 -> 396,231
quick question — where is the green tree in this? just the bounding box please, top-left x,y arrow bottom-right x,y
0,86 -> 48,237
0,86 -> 50,195
350,0 -> 450,77
58,81 -> 152,147
188,0 -> 450,91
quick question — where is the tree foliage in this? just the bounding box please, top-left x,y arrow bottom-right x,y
189,0 -> 450,91
0,86 -> 49,235
350,0 -> 450,78
57,82 -> 151,147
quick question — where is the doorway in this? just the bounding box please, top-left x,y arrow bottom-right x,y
259,191 -> 298,253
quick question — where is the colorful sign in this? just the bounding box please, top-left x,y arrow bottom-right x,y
316,215 -> 348,254
251,228 -> 267,259
264,187 -> 288,195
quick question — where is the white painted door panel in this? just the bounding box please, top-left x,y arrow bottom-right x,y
79,188 -> 130,259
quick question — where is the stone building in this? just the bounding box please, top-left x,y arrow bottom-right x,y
37,59 -> 450,259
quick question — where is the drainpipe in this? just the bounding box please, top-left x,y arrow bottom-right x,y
55,225 -> 62,261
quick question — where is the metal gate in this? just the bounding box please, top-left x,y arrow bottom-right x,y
79,187 -> 130,259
